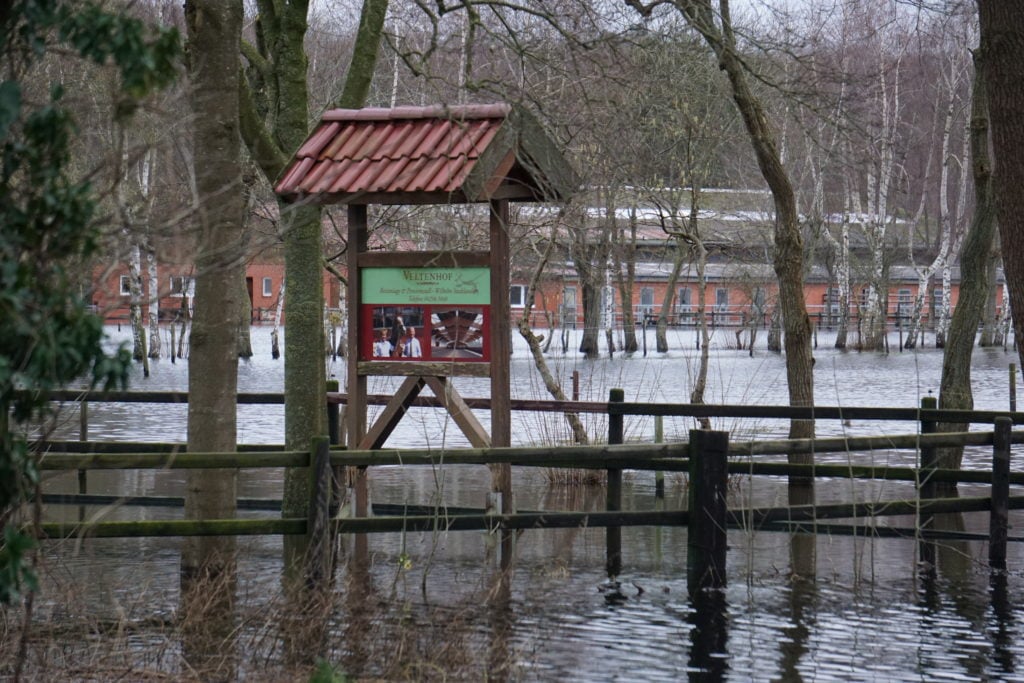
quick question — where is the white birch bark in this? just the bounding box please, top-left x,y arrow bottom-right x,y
271,279 -> 285,359
145,242 -> 161,358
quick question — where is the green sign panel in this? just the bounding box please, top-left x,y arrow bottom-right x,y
361,267 -> 491,305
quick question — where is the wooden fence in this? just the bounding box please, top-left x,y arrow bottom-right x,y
29,388 -> 1024,592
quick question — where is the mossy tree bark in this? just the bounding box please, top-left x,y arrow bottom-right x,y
183,0 -> 244,577
938,51 -> 997,474
238,0 -> 389,570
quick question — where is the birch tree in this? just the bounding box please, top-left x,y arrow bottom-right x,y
903,20 -> 972,350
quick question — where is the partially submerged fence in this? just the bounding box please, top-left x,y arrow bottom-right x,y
30,389 -> 1024,592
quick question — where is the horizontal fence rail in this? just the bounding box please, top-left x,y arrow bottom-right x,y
27,389 -> 1024,425
27,389 -> 1024,591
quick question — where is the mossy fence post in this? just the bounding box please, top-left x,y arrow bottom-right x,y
606,388 -> 624,579
990,416 -> 1011,570
918,395 -> 938,573
78,397 -> 88,520
687,428 -> 728,594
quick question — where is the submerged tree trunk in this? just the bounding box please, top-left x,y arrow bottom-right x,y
271,280 -> 285,359
127,241 -> 147,364
979,254 -> 1001,346
237,274 -> 253,359
656,242 -> 685,353
614,203 -> 639,354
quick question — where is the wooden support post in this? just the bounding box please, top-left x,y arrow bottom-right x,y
654,415 -> 665,498
347,204 -> 369,528
990,416 -> 1011,570
306,436 -> 331,587
688,428 -> 728,593
490,199 -> 513,513
606,388 -> 624,579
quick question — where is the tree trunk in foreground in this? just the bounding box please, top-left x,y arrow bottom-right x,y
183,0 -> 243,576
938,42 -> 997,474
979,2 -> 1024,373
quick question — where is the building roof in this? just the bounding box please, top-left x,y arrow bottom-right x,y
274,103 -> 577,205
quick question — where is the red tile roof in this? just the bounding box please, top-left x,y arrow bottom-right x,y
274,103 -> 576,205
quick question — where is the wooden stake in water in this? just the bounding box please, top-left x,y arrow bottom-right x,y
688,428 -> 728,594
1010,363 -> 1017,413
654,415 -> 664,498
990,416 -> 1011,571
606,388 -> 624,579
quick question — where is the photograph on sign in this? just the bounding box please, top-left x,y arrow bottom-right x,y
430,307 -> 485,359
367,306 -> 425,358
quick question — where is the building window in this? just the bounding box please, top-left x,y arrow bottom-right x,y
170,275 -> 193,298
897,288 -> 912,317
561,286 -> 577,328
119,275 -> 132,296
510,284 -> 528,308
715,288 -> 729,311
639,287 -> 655,317
753,287 -> 766,311
677,287 -> 691,311
825,287 -> 841,313
262,276 -> 273,297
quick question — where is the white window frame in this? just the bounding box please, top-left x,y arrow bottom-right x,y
897,288 -> 912,316
119,275 -> 132,296
510,284 -> 527,308
169,275 -> 194,298
262,276 -> 273,297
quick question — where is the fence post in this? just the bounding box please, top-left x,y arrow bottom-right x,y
607,388 -> 624,579
326,379 -> 345,517
688,428 -> 729,594
919,396 -> 938,500
918,395 -> 938,564
654,415 -> 665,498
306,436 -> 331,587
990,417 -> 1011,570
1010,364 -> 1017,413
78,398 -> 88,492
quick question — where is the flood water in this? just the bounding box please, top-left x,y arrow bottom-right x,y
26,325 -> 1024,681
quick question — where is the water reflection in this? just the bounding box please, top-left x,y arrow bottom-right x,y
25,327 -> 1024,679
688,588 -> 729,680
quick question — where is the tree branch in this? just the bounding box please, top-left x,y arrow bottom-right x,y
238,75 -> 288,182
